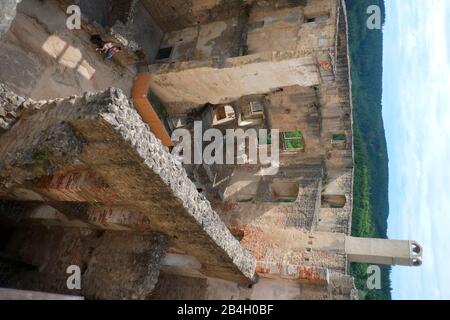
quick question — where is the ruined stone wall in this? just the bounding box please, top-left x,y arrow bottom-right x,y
214,165 -> 323,233
240,224 -> 348,274
150,227 -> 354,300
158,15 -> 247,62
147,1 -> 338,112
148,52 -> 321,113
315,169 -> 352,233
1,224 -> 167,299
151,271 -> 351,300
247,6 -> 303,54
145,0 -> 337,115
315,0 -> 353,233
0,87 -> 256,286
159,0 -> 353,274
142,0 -> 245,32
0,0 -> 357,300
170,1 -> 355,291
266,85 -> 323,162
247,0 -> 336,54
156,0 -> 335,62
152,252 -> 355,300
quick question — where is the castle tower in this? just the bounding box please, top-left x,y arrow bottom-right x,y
345,236 -> 423,266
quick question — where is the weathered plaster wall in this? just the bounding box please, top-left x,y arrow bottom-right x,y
315,170 -> 352,233
151,272 -> 244,300
148,0 -> 337,112
239,226 -> 348,277
142,0 -> 244,32
266,85 -> 323,160
154,250 -> 341,300
156,0 -> 335,62
247,0 -> 336,55
247,6 -> 303,54
214,165 -> 323,232
149,52 -> 320,113
151,268 -> 355,300
316,2 -> 353,234
159,17 -> 246,62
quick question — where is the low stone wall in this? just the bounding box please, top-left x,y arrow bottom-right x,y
0,84 -> 34,132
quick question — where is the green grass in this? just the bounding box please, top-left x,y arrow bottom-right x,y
32,150 -> 46,161
283,131 -> 305,150
333,133 -> 346,141
259,131 -> 305,150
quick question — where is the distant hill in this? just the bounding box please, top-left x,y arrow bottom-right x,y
345,0 -> 391,300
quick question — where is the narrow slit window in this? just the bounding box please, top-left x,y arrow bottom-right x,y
213,105 -> 236,125
155,47 -> 173,61
305,14 -> 330,23
333,133 -> 346,141
332,133 -> 346,149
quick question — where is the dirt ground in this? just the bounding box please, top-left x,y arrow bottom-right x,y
0,0 -> 136,100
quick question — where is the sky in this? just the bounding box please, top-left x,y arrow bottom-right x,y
383,0 -> 450,300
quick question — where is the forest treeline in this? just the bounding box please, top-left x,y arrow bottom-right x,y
346,0 -> 391,300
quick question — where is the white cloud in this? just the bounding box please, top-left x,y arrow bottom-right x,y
384,0 -> 450,299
